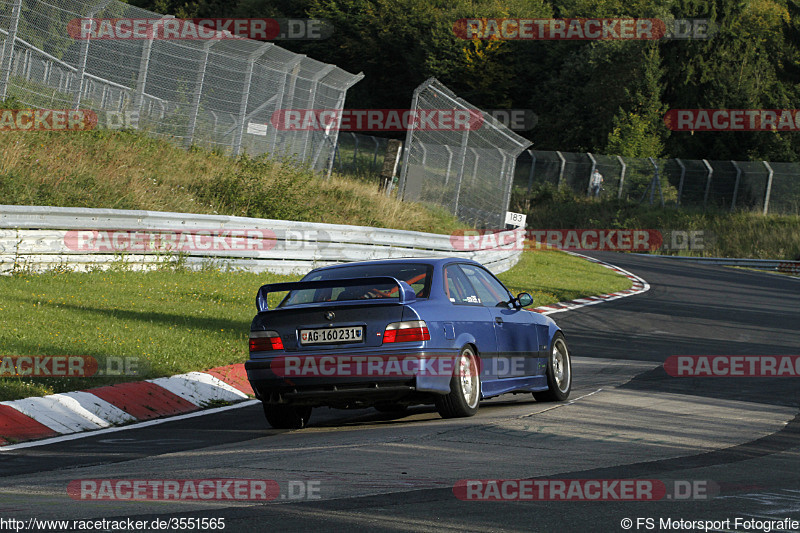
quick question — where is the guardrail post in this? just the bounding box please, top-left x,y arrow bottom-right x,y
702,159 -> 713,208
526,150 -> 536,194
763,161 -> 774,215
616,155 -> 626,199
233,44 -> 272,157
730,160 -> 741,212
73,0 -> 114,109
185,40 -> 215,148
556,151 -> 566,188
586,152 -> 597,196
675,158 -> 686,206
0,0 -> 22,100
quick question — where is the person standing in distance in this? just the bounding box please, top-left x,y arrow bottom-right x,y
590,168 -> 604,198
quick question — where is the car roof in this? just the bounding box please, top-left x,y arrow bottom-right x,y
309,257 -> 483,273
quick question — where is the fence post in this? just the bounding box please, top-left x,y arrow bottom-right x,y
526,150 -> 536,194
379,139 -> 402,193
0,0 -> 22,100
556,151 -> 566,187
233,44 -> 272,157
73,0 -> 114,109
500,148 -> 513,224
270,56 -> 303,156
702,159 -> 713,208
617,155 -> 626,199
675,158 -> 686,206
300,64 -> 334,162
470,148 -> 480,185
586,152 -> 597,196
452,128 -> 470,218
185,40 -> 215,148
730,160 -> 741,212
371,135 -> 380,173
132,15 -> 173,120
444,145 -> 454,185
398,79 -> 431,199
763,161 -> 774,215
350,132 -> 359,170
648,157 -> 664,207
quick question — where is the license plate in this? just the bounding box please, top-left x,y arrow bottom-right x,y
299,326 -> 364,345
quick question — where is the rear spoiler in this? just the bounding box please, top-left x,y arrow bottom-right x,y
256,276 -> 417,312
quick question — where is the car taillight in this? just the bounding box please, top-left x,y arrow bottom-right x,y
249,330 -> 284,352
383,321 -> 430,343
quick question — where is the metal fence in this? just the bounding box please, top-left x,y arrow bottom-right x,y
514,150 -> 800,215
0,0 -> 362,172
398,78 -> 531,227
332,132 -> 389,176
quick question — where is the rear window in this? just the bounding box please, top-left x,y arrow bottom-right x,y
278,263 -> 433,307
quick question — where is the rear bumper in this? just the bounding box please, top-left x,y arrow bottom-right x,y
245,349 -> 457,406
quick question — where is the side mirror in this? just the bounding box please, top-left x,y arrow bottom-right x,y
516,292 -> 533,308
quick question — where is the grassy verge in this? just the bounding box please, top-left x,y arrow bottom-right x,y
0,128 -> 461,234
512,187 -> 800,260
0,249 -> 631,401
497,248 -> 631,306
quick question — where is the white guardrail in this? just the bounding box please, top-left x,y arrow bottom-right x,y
0,205 -> 523,275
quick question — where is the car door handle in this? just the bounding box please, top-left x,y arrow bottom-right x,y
495,317 -> 503,324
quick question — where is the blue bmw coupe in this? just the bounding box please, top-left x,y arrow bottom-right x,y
246,257 -> 571,428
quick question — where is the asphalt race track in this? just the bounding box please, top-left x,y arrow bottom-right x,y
2,252 -> 799,532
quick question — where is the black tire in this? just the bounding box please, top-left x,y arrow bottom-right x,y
374,403 -> 408,413
533,332 -> 571,402
262,403 -> 312,429
435,346 -> 481,418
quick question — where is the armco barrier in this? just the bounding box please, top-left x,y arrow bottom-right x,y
0,205 -> 523,275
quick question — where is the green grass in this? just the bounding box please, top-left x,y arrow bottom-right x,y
0,268 -> 299,401
497,248 -> 631,307
0,127 -> 462,235
0,249 -> 631,401
512,186 -> 800,260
